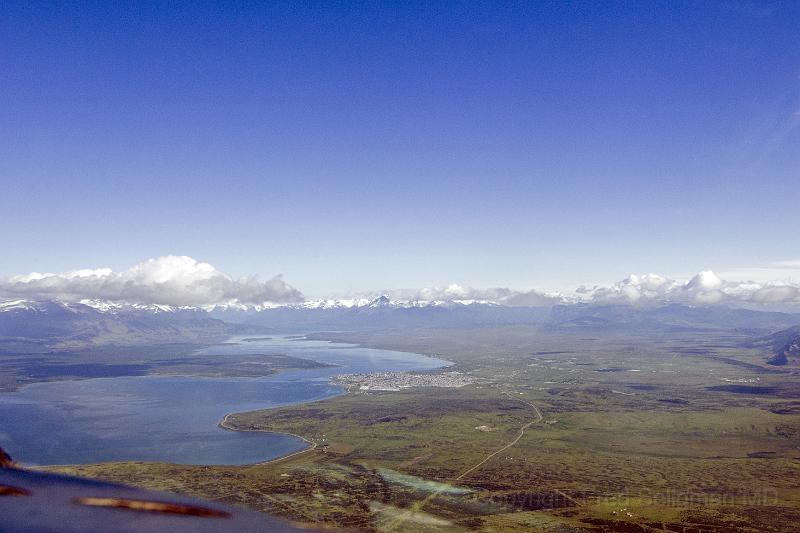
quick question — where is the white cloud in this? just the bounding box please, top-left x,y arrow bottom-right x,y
394,270 -> 800,307
580,270 -> 800,306
0,255 -> 303,306
378,284 -> 560,307
3,257 -> 800,308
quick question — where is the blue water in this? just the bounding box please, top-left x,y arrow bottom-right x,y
0,336 -> 449,466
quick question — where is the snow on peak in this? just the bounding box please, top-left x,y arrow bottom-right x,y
0,299 -> 39,312
368,295 -> 392,307
687,270 -> 722,291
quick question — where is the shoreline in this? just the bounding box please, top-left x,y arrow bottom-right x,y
217,412 -> 321,466
213,334 -> 458,465
8,334 -> 453,467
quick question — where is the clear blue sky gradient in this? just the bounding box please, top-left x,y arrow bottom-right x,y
2,1 -> 799,296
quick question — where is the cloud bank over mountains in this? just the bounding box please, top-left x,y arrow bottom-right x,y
380,270 -> 800,307
379,285 -> 560,307
0,256 -> 303,307
1,256 -> 799,308
575,271 -> 800,306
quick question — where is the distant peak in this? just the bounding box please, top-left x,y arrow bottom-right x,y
368,295 -> 392,307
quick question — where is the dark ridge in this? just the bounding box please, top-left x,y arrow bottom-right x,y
706,385 -> 778,395
22,363 -> 150,379
629,384 -> 659,390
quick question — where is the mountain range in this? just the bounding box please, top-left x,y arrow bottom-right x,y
2,298 -> 800,365
0,299 -> 232,351
747,325 -> 800,366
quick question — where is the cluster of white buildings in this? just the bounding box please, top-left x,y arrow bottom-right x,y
332,371 -> 474,391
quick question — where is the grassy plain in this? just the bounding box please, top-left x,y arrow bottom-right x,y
51,325 -> 800,532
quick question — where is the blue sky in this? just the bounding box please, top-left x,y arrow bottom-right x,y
2,1 -> 799,297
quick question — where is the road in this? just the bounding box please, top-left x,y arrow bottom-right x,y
455,394 -> 543,481
384,393 -> 543,532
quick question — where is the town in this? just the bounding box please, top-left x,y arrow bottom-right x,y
332,371 -> 475,391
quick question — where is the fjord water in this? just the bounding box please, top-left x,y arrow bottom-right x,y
0,336 -> 449,466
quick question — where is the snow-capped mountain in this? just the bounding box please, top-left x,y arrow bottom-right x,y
0,300 -> 43,312
204,295 -> 550,331
0,296 -> 539,350
206,295 -> 496,311
4,297 -> 800,365
0,299 -> 201,316
0,298 -> 233,349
